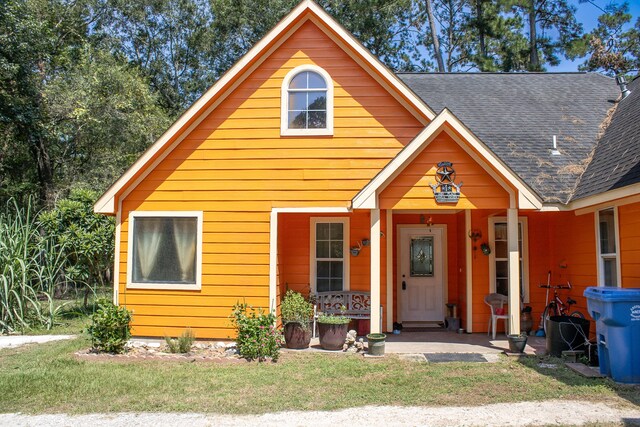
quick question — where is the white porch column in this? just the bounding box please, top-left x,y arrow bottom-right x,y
385,210 -> 393,332
465,209 -> 473,332
507,208 -> 521,334
370,208 -> 381,333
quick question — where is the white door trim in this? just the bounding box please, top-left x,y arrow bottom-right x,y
396,224 -> 448,323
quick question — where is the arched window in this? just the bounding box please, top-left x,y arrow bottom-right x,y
281,65 -> 333,135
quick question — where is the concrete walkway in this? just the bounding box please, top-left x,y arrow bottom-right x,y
384,331 -> 546,355
0,335 -> 75,349
295,331 -> 545,355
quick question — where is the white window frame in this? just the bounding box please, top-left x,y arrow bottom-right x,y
310,217 -> 350,293
127,211 -> 203,290
281,64 -> 334,136
595,207 -> 622,287
488,216 -> 530,302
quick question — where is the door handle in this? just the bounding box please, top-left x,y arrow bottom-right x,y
402,281 -> 407,290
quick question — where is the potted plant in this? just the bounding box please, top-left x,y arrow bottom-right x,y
317,309 -> 350,350
507,332 -> 528,353
280,290 -> 314,349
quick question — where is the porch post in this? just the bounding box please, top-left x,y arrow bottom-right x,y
385,209 -> 393,332
370,208 -> 381,333
507,208 -> 521,334
465,209 -> 473,332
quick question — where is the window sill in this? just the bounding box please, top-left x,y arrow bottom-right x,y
281,128 -> 333,137
127,282 -> 201,291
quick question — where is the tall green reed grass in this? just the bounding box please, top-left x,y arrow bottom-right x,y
0,199 -> 67,333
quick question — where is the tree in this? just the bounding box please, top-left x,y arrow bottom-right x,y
43,46 -> 170,193
0,0 -> 169,206
576,2 -> 640,76
94,0 -> 219,116
0,0 -> 91,206
425,0 -> 446,71
507,0 -> 583,71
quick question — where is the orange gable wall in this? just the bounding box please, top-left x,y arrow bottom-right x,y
117,20 -> 423,338
378,132 -> 511,211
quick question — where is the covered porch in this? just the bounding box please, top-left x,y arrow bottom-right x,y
273,112 -> 551,339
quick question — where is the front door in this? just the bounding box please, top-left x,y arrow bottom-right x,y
398,226 -> 445,322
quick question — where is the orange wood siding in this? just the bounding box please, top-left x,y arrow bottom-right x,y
118,20 -> 423,338
619,201 -> 640,288
378,132 -> 510,210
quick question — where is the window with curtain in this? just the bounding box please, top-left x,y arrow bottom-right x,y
489,217 -> 529,301
311,218 -> 348,293
130,214 -> 200,287
598,208 -> 618,287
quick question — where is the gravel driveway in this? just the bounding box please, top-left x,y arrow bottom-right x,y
2,400 -> 639,426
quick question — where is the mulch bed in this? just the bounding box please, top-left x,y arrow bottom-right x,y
74,342 -> 248,363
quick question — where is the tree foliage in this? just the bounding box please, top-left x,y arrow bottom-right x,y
576,2 -> 640,76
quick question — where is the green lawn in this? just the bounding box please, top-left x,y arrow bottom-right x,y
0,337 -> 638,415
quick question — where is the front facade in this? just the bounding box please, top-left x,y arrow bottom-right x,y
95,1 -> 640,339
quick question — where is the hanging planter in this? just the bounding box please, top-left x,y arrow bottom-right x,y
481,243 -> 491,255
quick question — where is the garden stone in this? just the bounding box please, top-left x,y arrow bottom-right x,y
146,342 -> 161,349
215,342 -> 226,349
225,342 -> 236,349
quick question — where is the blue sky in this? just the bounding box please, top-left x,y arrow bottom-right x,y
550,0 -> 640,71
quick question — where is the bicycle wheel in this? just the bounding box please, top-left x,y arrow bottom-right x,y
542,304 -> 557,335
569,310 -> 585,319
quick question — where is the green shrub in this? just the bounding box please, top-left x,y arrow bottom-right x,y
317,313 -> 351,324
39,188 -> 115,303
280,290 -> 313,327
165,328 -> 196,353
230,303 -> 283,362
317,304 -> 350,325
87,299 -> 132,353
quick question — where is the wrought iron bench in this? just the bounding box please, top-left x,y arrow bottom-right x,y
312,291 -> 383,337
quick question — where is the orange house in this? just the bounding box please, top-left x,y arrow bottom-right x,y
95,0 -> 640,339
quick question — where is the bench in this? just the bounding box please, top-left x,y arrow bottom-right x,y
312,291 -> 383,337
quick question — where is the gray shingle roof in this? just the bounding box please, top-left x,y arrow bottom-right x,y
572,77 -> 640,200
398,72 -> 619,204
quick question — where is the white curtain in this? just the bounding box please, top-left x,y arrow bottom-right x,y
135,218 -> 163,280
173,219 -> 196,282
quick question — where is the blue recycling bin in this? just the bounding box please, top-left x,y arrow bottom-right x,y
584,287 -> 640,384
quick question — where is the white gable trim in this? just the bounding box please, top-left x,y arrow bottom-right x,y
351,109 -> 542,210
94,0 -> 435,214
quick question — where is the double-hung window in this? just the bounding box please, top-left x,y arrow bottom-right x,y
128,211 -> 203,290
310,218 -> 349,293
489,217 -> 529,302
281,65 -> 333,136
597,208 -> 620,287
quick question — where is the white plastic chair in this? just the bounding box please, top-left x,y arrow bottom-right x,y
484,293 -> 510,339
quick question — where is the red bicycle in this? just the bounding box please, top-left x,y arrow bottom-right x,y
539,279 -> 585,334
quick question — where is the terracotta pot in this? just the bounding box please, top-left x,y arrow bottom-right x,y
283,322 -> 311,349
317,322 -> 349,350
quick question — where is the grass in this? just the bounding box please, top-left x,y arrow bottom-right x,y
0,337 -> 638,415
